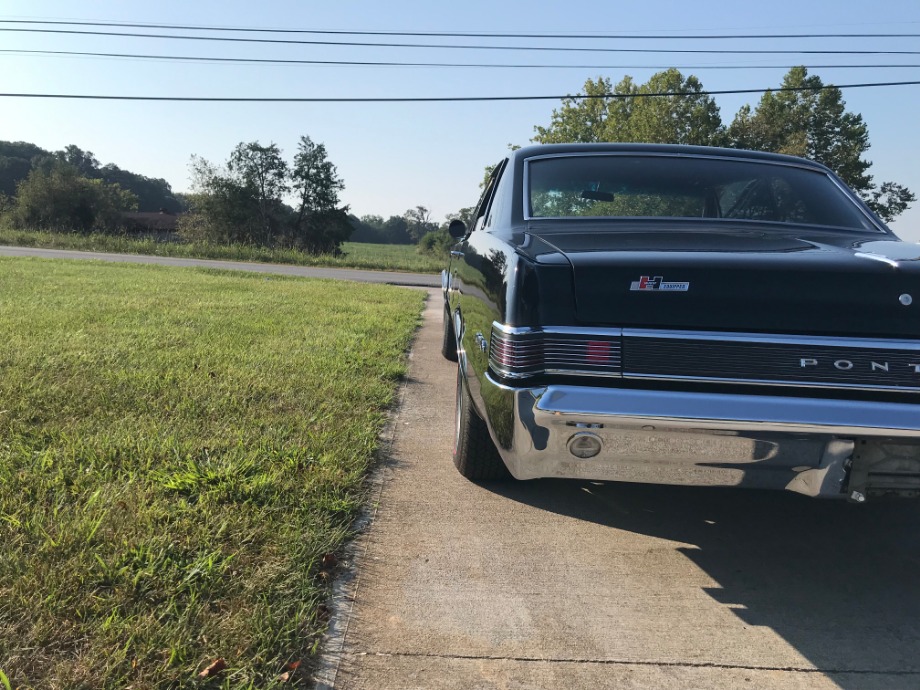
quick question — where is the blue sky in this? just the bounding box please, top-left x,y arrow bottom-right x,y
3,0 -> 920,240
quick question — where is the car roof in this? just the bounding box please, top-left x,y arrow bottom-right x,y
511,143 -> 830,172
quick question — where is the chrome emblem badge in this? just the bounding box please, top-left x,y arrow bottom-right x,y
630,275 -> 690,292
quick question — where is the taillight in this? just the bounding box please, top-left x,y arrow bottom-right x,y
489,324 -> 622,379
586,340 -> 613,364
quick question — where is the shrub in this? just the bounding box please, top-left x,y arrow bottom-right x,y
417,229 -> 453,259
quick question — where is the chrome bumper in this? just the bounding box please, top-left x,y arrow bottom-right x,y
482,377 -> 920,498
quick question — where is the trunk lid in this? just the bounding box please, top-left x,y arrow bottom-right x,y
525,225 -> 920,338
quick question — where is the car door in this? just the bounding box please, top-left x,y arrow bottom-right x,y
448,159 -> 508,401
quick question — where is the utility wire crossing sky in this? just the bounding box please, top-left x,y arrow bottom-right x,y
3,2 -> 919,240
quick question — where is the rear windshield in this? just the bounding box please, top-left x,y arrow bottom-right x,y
526,154 -> 877,231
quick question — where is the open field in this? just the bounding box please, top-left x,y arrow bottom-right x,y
0,229 -> 444,274
0,258 -> 423,688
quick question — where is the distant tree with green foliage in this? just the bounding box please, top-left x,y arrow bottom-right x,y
181,137 -> 352,254
7,161 -> 137,231
0,141 -> 183,214
227,142 -> 288,243
403,205 -> 438,242
443,206 -> 476,232
180,156 -> 259,244
346,214 -> 417,245
381,215 -> 412,244
534,69 -> 723,146
0,141 -> 51,198
531,67 -> 913,221
289,136 -> 351,253
55,144 -> 100,177
417,228 -> 453,258
726,67 -> 914,222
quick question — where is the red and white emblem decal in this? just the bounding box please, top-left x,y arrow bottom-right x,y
630,275 -> 690,292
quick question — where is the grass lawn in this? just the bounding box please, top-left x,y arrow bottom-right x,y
0,258 -> 423,688
0,228 -> 445,274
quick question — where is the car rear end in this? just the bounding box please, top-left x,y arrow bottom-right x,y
476,146 -> 920,501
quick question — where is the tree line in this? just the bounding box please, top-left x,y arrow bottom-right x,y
0,142 -> 185,232
1,66 -> 911,251
0,136 -> 449,255
532,67 -> 914,222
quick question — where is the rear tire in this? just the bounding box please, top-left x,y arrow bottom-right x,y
453,366 -> 509,481
441,306 -> 458,361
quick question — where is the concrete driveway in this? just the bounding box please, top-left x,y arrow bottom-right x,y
317,292 -> 920,690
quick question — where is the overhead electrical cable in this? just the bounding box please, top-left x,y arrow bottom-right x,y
3,48 -> 919,71
2,19 -> 920,39
1,80 -> 919,103
3,27 -> 920,55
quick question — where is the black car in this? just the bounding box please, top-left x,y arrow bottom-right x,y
442,143 -> 920,502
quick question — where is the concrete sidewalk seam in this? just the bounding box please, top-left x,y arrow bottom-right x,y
357,650 -> 920,676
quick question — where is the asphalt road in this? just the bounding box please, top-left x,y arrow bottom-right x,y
317,293 -> 920,690
0,245 -> 439,287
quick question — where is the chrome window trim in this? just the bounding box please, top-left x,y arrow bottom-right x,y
521,152 -> 886,233
625,373 -> 920,393
491,322 -> 623,338
853,252 -> 900,268
492,367 -> 623,380
623,328 -> 920,351
496,323 -> 920,351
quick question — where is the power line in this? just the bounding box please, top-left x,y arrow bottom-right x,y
2,18 -> 920,40
4,27 -> 920,55
4,48 -> 920,71
1,80 -> 918,103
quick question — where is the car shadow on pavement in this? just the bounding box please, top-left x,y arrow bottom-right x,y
487,479 -> 920,687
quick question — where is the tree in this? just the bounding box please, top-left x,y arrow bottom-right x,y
182,137 -> 352,253
727,67 -> 914,221
289,136 -> 350,253
531,67 -> 912,222
404,205 -> 437,243
228,142 -> 288,243
56,145 -> 100,177
99,164 -> 185,213
443,206 -> 476,232
381,215 -> 412,244
0,140 -> 184,212
361,214 -> 384,228
533,69 -> 723,146
8,161 -> 136,231
0,141 -> 48,197
347,214 -> 385,243
181,156 -> 258,244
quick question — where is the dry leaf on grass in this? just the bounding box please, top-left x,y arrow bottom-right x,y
278,660 -> 301,683
198,658 -> 227,678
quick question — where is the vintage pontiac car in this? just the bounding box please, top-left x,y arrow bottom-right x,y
442,143 -> 920,502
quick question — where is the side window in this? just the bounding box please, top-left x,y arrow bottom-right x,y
471,159 -> 507,233
486,163 -> 511,228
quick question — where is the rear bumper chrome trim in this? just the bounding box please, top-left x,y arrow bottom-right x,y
482,377 -> 920,497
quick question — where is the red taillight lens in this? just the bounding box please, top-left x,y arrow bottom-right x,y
488,325 -> 621,379
586,340 -> 612,364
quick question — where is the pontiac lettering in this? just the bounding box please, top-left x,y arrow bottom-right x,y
800,358 -> 920,373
